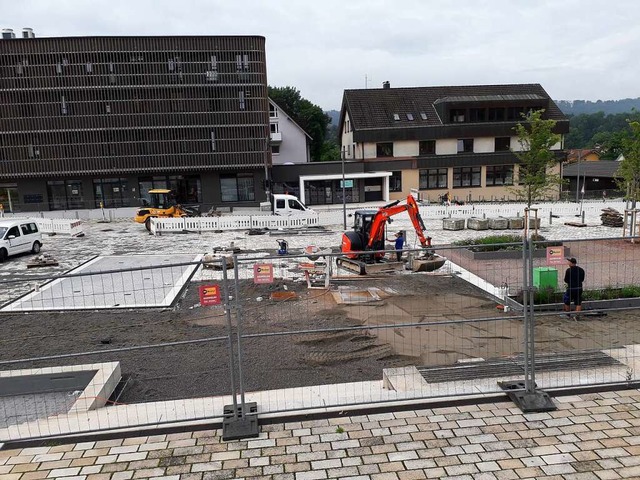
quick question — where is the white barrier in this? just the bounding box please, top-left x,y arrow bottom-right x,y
149,202 -> 626,235
9,218 -> 84,236
150,213 -> 320,235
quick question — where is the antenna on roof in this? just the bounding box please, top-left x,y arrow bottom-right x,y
364,74 -> 368,89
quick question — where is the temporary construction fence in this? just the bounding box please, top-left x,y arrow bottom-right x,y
149,213 -> 320,235
1,235 -> 640,443
147,200 -> 632,235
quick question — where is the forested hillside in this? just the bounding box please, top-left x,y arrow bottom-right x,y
556,98 -> 640,116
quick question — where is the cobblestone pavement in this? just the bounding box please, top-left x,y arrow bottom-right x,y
1,389 -> 640,479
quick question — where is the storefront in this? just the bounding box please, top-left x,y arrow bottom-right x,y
0,183 -> 19,213
298,172 -> 391,206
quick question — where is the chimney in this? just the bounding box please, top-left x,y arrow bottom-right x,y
22,27 -> 35,38
2,28 -> 16,39
382,81 -> 390,89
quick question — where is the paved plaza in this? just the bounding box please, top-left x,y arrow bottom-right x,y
2,388 -> 640,479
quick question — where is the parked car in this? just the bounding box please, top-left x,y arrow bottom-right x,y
0,219 -> 42,262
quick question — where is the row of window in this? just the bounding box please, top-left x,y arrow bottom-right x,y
43,173 -> 255,210
389,165 -> 515,192
376,137 -> 512,157
448,106 -> 545,123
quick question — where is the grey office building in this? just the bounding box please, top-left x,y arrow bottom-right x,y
0,31 -> 270,211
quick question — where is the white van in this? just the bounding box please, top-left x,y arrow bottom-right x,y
0,219 -> 43,262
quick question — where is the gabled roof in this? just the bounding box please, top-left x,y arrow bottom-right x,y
341,83 -> 567,132
269,99 -> 312,140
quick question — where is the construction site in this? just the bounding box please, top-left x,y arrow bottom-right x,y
2,199 -> 640,440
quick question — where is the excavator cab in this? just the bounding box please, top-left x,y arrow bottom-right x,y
342,210 -> 384,260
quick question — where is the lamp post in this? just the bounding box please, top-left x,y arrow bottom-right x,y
341,146 -> 347,230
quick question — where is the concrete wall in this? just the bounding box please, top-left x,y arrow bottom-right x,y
474,137 -> 494,153
436,139 -> 457,155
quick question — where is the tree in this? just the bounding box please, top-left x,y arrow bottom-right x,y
268,86 -> 331,162
616,119 -> 640,207
509,109 -> 562,207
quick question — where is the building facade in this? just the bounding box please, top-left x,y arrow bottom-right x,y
339,83 -> 570,203
0,33 -> 270,212
268,99 -> 311,165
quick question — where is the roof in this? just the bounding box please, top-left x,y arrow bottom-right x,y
341,83 -> 567,131
563,160 -> 621,178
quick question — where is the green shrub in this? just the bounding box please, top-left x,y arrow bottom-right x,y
454,234 -> 559,252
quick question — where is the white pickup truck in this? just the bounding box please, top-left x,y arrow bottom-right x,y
266,194 -> 313,216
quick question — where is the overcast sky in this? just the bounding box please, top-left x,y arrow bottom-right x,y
4,0 -> 639,110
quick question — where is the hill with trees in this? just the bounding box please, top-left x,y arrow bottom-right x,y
556,98 -> 640,116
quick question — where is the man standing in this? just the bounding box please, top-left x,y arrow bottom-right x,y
563,257 -> 585,315
388,231 -> 405,261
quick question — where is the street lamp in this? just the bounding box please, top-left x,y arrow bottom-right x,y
341,146 -> 347,230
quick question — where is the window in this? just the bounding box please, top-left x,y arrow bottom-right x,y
457,139 -> 474,153
495,137 -> 511,151
270,123 -> 279,133
393,113 -> 400,121
406,113 -> 414,121
376,142 -> 393,157
469,108 -> 486,122
419,140 -> 436,155
271,145 -> 280,154
450,109 -> 465,123
488,107 -> 505,121
420,112 -> 427,120
269,103 -> 277,118
210,131 -> 216,151
61,96 -> 67,115
239,91 -> 246,110
6,226 -> 20,238
419,168 -> 448,189
486,165 -> 514,186
288,199 -> 304,210
389,171 -> 402,192
453,167 -> 481,187
507,106 -> 525,120
220,173 -> 255,202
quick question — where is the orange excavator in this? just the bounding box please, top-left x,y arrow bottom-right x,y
338,195 -> 445,274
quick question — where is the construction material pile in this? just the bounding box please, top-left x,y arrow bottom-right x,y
601,208 -> 623,227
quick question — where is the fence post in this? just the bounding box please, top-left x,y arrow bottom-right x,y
222,254 -> 259,440
498,209 -> 556,413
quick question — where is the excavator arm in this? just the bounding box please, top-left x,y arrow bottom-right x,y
366,196 -> 431,249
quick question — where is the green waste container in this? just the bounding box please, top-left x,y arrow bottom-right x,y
533,267 -> 558,290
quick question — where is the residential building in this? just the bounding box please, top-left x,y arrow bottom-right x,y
0,31 -> 270,212
566,148 -> 601,163
268,99 -> 311,164
339,82 -> 570,203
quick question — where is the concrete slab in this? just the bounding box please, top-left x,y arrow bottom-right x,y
0,362 -> 120,433
1,255 -> 201,311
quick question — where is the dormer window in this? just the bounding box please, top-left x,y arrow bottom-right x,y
406,113 -> 414,121
450,109 -> 465,123
420,112 -> 427,120
393,113 -> 400,121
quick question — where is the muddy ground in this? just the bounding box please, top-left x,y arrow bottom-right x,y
2,269 -> 639,405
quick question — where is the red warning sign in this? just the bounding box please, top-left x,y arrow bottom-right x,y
253,263 -> 274,284
199,284 -> 221,306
